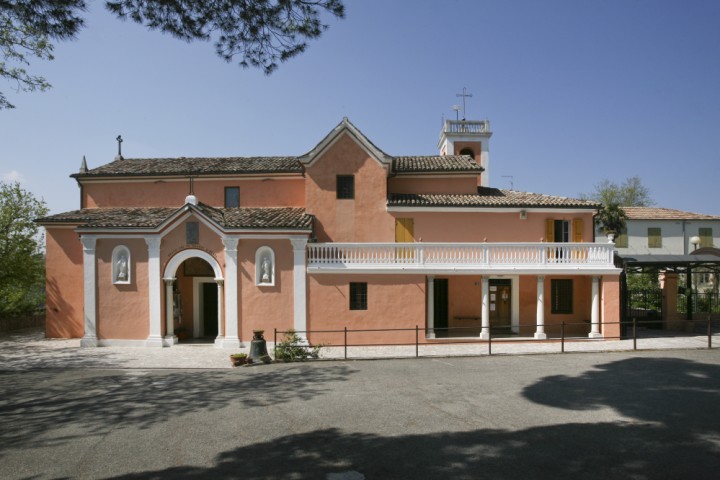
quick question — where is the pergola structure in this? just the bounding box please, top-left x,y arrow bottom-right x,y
619,248 -> 720,325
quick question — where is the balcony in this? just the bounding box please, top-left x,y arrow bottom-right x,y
307,242 -> 619,275
442,119 -> 491,135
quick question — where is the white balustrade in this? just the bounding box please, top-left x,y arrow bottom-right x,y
307,242 -> 616,272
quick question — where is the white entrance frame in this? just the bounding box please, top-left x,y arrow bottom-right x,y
164,249 -> 223,346
488,275 -> 520,335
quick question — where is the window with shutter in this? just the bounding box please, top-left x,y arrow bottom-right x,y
699,228 -> 713,248
648,228 -> 662,248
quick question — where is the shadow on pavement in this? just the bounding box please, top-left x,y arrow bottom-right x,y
103,356 -> 720,480
0,364 -> 354,453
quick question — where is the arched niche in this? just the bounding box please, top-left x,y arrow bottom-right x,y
255,246 -> 275,287
112,245 -> 131,284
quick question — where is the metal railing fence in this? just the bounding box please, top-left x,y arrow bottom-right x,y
274,317 -> 718,360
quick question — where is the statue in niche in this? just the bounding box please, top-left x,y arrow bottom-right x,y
116,254 -> 128,282
261,256 -> 272,283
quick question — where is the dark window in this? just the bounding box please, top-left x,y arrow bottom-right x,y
349,282 -> 367,310
337,175 -> 355,199
554,220 -> 569,242
648,228 -> 662,248
225,187 -> 240,208
551,279 -> 573,314
186,222 -> 199,244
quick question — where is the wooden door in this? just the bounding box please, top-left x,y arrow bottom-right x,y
489,279 -> 511,333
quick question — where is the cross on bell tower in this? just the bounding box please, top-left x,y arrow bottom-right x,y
115,135 -> 124,161
456,87 -> 473,120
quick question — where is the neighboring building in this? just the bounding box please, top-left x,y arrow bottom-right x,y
37,118 -> 621,348
608,207 -> 720,256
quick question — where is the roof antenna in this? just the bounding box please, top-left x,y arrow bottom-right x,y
502,175 -> 514,190
452,105 -> 461,121
115,135 -> 123,161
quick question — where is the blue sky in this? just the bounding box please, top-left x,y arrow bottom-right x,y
1,0 -> 719,215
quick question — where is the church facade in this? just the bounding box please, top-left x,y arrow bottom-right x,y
37,118 -> 621,348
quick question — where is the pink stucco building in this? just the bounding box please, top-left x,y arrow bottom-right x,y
37,118 -> 621,348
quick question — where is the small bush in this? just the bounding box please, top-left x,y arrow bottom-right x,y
275,329 -> 321,362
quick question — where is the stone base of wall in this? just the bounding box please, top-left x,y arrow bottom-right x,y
0,313 -> 46,333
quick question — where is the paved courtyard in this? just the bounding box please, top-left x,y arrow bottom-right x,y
0,327 -> 717,369
1,328 -> 719,479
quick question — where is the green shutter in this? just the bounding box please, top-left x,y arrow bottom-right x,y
699,228 -> 713,248
648,228 -> 662,248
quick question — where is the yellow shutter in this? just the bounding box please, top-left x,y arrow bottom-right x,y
545,219 -> 554,242
573,218 -> 584,243
395,218 -> 414,242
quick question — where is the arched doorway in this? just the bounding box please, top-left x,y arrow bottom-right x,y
163,249 -> 224,345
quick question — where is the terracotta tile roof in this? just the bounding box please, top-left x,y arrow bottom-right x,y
72,157 -> 303,178
388,188 -> 599,208
623,207 -> 720,221
36,207 -> 178,228
221,207 -> 312,230
393,155 -> 483,173
37,205 -> 313,230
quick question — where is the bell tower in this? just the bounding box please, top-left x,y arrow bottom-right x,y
438,118 -> 492,187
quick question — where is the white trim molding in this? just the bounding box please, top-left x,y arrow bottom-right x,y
145,237 -> 164,347
221,236 -> 242,348
291,237 -> 309,342
80,235 -> 98,347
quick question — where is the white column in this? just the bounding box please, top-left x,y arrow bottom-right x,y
163,278 -> 177,346
589,276 -> 602,338
535,276 -> 547,339
480,276 -> 490,339
222,237 -> 241,348
145,237 -> 163,347
291,237 -> 309,343
215,278 -> 225,347
80,236 -> 98,347
427,276 -> 435,339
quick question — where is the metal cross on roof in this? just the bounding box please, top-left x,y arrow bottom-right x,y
456,87 -> 473,120
116,135 -> 123,157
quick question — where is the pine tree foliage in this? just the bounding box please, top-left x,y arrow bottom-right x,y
1,0 -> 344,108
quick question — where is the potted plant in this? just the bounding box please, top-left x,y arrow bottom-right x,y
230,353 -> 248,367
595,203 -> 627,243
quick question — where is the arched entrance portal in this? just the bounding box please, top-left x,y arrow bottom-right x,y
163,249 -> 224,346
